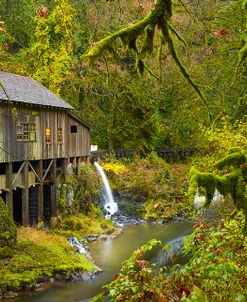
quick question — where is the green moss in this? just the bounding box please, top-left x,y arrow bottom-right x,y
213,152 -> 246,170
81,0 -> 209,116
189,149 -> 247,233
54,212 -> 114,238
0,229 -> 96,293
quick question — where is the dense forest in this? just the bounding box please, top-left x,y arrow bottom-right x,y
0,0 -> 247,301
0,0 -> 246,152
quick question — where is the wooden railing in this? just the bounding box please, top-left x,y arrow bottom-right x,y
90,147 -> 198,163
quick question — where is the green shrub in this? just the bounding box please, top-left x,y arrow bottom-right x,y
0,197 -> 17,258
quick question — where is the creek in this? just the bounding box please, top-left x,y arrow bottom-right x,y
15,221 -> 193,302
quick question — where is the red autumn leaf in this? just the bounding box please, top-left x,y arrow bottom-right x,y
37,5 -> 49,18
136,260 -> 148,269
135,248 -> 143,259
0,27 -> 3,33
143,290 -> 155,298
193,219 -> 208,230
195,233 -> 206,242
2,42 -> 9,51
212,28 -> 229,36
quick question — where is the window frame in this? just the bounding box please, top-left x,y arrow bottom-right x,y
45,127 -> 51,144
57,127 -> 63,144
70,125 -> 77,134
16,122 -> 37,142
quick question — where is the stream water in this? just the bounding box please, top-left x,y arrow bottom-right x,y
15,221 -> 193,302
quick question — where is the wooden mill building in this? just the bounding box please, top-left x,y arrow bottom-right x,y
0,71 -> 90,226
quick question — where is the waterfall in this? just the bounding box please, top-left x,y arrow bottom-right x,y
156,235 -> 187,268
68,235 -> 92,261
94,162 -> 118,217
194,189 -> 223,209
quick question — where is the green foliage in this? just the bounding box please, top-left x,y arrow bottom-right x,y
27,0 -> 75,94
238,0 -> 247,64
58,165 -> 101,215
92,218 -> 247,301
54,212 -> 114,238
92,239 -> 165,302
82,0 -> 210,115
0,197 -> 17,258
103,153 -> 187,220
176,220 -> 247,301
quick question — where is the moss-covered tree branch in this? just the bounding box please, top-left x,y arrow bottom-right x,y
81,0 -> 211,119
189,149 -> 247,233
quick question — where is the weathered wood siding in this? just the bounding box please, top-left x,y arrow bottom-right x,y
0,104 -> 90,163
68,115 -> 90,158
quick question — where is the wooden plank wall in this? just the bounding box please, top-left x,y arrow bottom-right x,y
0,104 -> 90,163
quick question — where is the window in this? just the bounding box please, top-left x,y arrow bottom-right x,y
16,123 -> 36,141
57,128 -> 63,144
45,127 -> 51,144
70,125 -> 77,133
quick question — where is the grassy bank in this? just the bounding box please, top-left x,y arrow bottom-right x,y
0,227 -> 94,294
0,213 -> 115,296
0,217 -> 112,293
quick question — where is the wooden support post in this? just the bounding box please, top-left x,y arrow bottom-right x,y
77,157 -> 81,176
22,161 -> 29,226
51,159 -> 57,218
85,156 -> 90,165
6,162 -> 13,216
61,158 -> 67,183
38,160 -> 43,222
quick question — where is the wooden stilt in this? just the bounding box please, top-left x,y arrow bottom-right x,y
61,158 -> 67,182
77,157 -> 81,176
22,161 -> 29,226
38,160 -> 43,222
6,162 -> 13,215
50,159 -> 57,218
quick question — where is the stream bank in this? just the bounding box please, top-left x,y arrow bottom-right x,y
13,221 -> 193,302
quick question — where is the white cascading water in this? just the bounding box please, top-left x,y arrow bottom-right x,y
94,162 -> 118,218
194,189 -> 223,209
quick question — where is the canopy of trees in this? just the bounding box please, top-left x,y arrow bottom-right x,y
0,0 -> 246,152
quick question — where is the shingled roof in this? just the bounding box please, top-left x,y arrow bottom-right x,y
0,71 -> 73,110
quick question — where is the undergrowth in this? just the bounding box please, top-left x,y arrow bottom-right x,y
102,152 -> 188,220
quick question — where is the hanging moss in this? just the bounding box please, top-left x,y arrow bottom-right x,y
140,24 -> 155,58
238,0 -> 247,64
81,0 -> 211,118
189,149 -> 247,233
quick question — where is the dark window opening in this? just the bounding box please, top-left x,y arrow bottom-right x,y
70,125 -> 77,133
